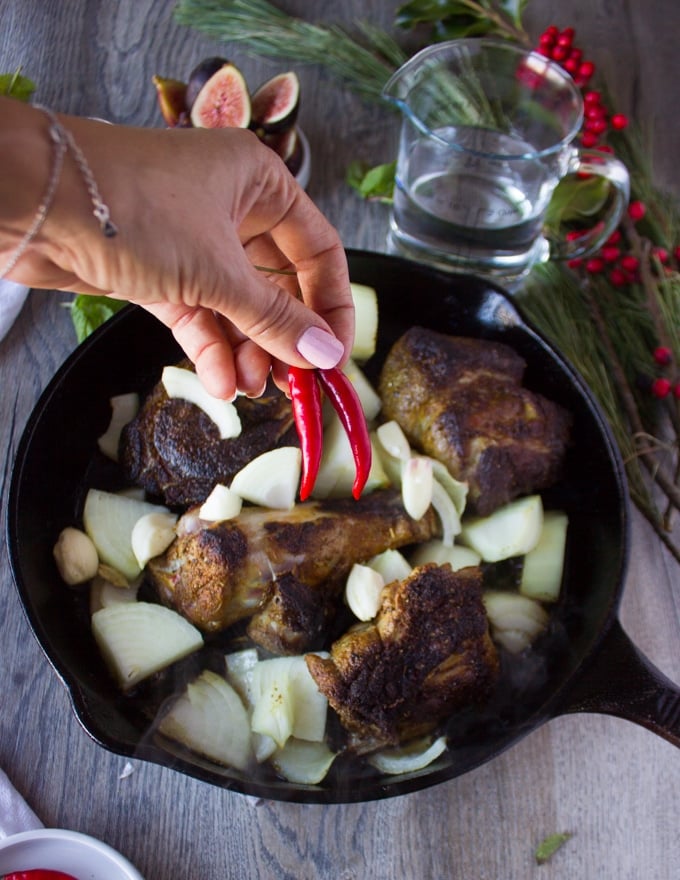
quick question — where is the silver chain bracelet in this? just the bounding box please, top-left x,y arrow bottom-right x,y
0,105 -> 117,281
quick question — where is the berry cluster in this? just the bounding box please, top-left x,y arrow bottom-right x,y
536,25 -> 595,87
536,25 -> 629,149
649,346 -> 680,400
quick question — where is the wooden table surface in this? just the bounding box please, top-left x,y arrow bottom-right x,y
1,2 -> 679,878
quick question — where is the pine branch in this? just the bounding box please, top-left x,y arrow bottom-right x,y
174,0 -> 405,101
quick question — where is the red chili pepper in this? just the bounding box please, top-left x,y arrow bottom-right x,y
288,365 -> 324,501
2,871 -> 79,880
317,367 -> 372,500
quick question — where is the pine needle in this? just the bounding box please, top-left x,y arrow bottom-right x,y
174,0 -> 405,101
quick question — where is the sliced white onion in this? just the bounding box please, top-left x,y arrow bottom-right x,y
271,738 -> 337,785
349,282 -> 378,362
409,540 -> 481,571
131,511 -> 178,568
345,563 -> 385,621
427,458 -> 469,516
376,420 -> 411,461
162,365 -> 241,439
97,392 -> 140,461
430,478 -> 462,547
230,446 -> 301,510
460,495 -> 544,562
366,548 -> 412,584
92,602 -> 203,690
483,591 -> 550,654
89,574 -> 140,614
520,510 -> 569,603
158,670 -> 252,770
342,358 -> 382,421
199,483 -> 243,522
83,488 -> 171,582
401,456 -> 433,520
368,735 -> 447,775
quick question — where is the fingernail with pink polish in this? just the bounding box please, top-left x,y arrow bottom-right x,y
296,326 -> 344,369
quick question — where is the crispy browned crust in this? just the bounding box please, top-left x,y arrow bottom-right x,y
378,327 -> 571,515
119,360 -> 297,507
147,489 -> 440,649
305,563 -> 499,750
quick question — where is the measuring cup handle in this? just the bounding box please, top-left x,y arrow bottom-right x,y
549,149 -> 631,262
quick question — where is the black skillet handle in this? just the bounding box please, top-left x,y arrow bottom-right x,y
557,618 -> 680,747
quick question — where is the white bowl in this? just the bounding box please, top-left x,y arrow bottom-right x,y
294,127 -> 311,189
0,829 -> 145,879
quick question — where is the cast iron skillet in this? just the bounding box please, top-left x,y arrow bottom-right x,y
7,250 -> 680,803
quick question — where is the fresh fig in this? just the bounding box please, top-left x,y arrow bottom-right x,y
262,126 -> 298,163
250,71 -> 300,135
190,62 -> 251,129
262,127 -> 304,177
152,75 -> 189,128
185,56 -> 230,110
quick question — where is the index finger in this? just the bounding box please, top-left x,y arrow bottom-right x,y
266,187 -> 355,360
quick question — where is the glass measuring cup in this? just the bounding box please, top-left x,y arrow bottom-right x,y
382,39 -> 630,279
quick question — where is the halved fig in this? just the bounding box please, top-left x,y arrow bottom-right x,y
250,71 -> 300,134
152,75 -> 189,128
185,55 -> 230,110
190,62 -> 251,129
262,126 -> 305,176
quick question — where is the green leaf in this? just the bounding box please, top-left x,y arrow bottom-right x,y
395,0 -> 529,40
69,294 -> 127,343
0,69 -> 36,102
545,176 -> 612,227
534,832 -> 573,865
346,160 -> 396,203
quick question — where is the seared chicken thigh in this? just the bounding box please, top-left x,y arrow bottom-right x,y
378,327 -> 571,515
120,362 -> 297,508
306,563 -> 499,751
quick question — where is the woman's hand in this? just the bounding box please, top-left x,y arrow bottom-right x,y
1,99 -> 354,398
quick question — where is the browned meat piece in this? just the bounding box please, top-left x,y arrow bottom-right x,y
306,563 -> 499,751
119,361 -> 297,507
378,327 -> 571,515
147,489 -> 439,653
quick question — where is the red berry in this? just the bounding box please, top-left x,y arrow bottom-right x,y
652,246 -> 669,263
567,258 -> 583,269
585,104 -> 607,119
595,143 -> 614,154
564,58 -> 580,74
557,33 -> 573,48
584,90 -> 602,105
628,201 -> 646,222
551,45 -> 569,62
620,254 -> 639,273
560,27 -> 575,41
651,377 -> 672,398
578,60 -> 596,79
585,118 -> 608,135
601,245 -> 620,262
606,229 -> 622,245
610,113 -> 629,130
581,130 -> 598,148
608,268 -> 628,287
674,383 -> 680,400
586,257 -> 605,273
653,346 -> 673,366
568,48 -> 583,63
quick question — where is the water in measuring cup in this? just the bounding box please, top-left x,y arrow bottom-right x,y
391,127 -> 552,272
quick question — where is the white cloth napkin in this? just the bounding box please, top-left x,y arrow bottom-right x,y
0,279 -> 30,342
0,766 -> 43,840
